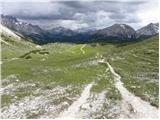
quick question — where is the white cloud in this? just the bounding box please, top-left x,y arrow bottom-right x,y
94,11 -> 114,28
57,20 -> 89,30
136,0 -> 159,28
1,0 -> 159,30
1,2 -> 64,18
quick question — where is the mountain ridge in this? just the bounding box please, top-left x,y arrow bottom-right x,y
1,14 -> 159,44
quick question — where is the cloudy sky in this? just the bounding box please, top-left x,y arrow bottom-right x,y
1,0 -> 159,30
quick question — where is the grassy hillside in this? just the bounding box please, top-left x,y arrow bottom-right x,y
103,36 -> 159,107
1,32 -> 159,118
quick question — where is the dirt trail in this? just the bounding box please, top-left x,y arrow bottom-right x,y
80,44 -> 86,54
100,60 -> 159,118
1,57 -> 20,65
58,83 -> 93,118
0,39 -> 12,46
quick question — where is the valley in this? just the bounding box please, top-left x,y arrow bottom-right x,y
0,28 -> 159,118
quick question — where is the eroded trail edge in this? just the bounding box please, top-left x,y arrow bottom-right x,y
99,59 -> 159,118
58,83 -> 93,118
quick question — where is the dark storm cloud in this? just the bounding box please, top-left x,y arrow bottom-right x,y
1,0 -> 143,20
1,0 -> 158,29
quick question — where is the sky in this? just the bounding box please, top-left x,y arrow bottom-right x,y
0,0 -> 159,30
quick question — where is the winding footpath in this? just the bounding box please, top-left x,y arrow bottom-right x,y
80,44 -> 86,54
99,59 -> 159,118
58,83 -> 93,118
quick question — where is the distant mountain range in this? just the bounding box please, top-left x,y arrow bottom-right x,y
1,14 -> 159,44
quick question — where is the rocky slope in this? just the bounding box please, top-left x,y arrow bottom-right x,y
136,23 -> 159,38
1,15 -> 47,44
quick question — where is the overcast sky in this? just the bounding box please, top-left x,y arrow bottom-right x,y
1,0 -> 159,30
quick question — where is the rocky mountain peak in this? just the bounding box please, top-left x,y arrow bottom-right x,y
136,23 -> 159,37
1,14 -> 18,23
109,24 -> 135,31
93,23 -> 136,41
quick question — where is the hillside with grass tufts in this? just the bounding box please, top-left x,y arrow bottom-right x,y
0,24 -> 159,119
